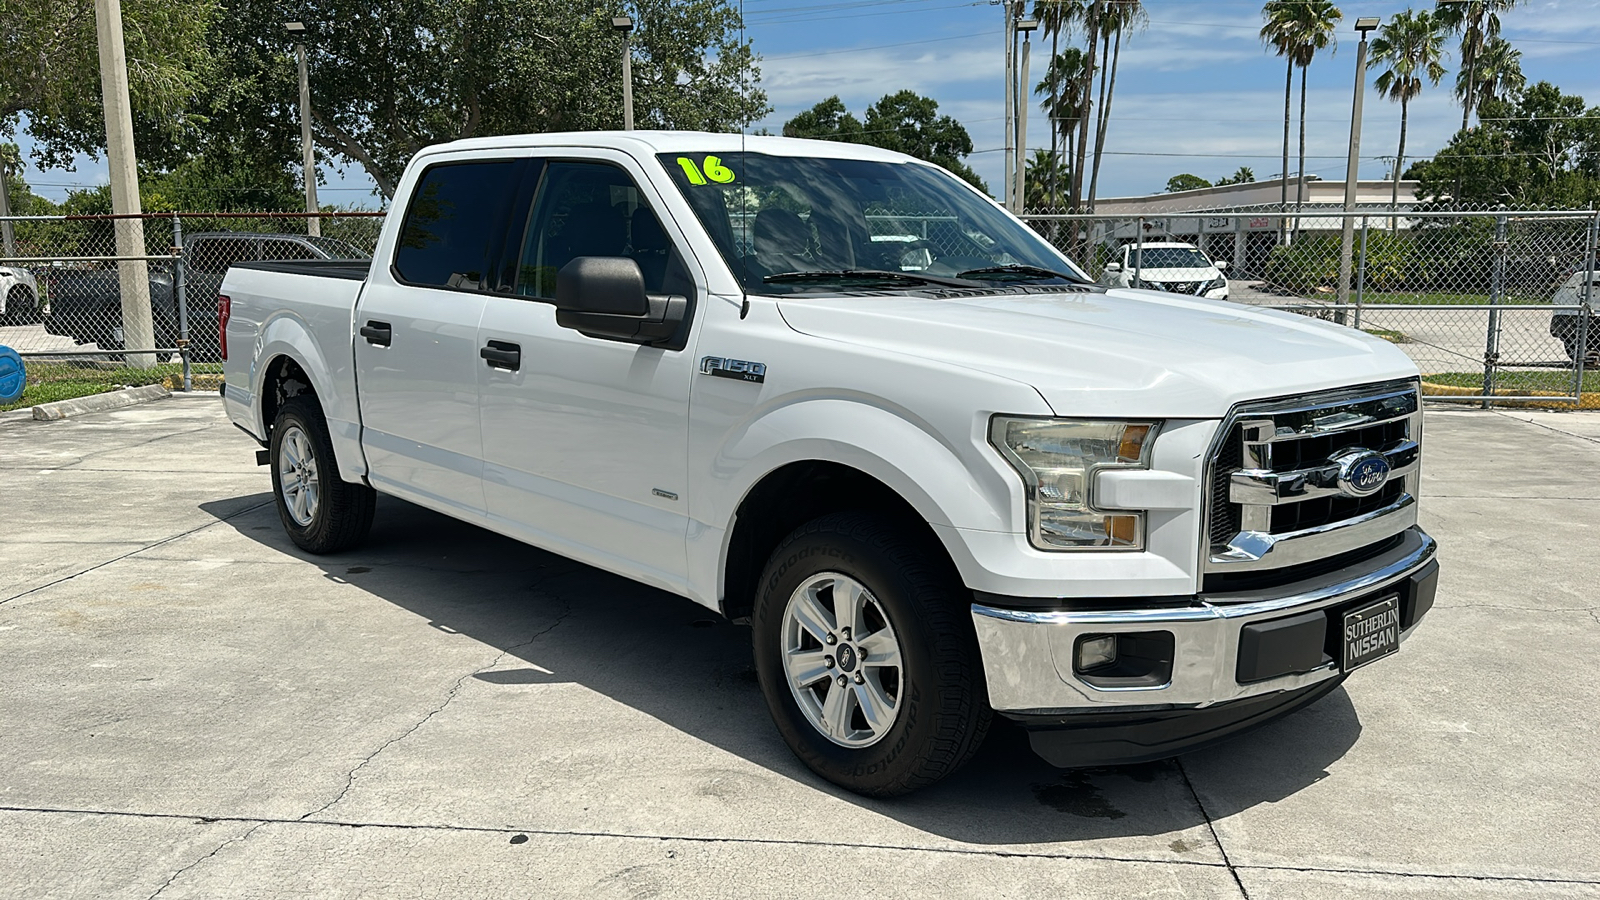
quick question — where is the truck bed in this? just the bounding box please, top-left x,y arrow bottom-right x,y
232,259 -> 370,281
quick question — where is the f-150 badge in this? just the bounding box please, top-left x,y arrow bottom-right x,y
700,356 -> 766,383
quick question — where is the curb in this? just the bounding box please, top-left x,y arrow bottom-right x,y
30,384 -> 173,421
1421,380 -> 1600,410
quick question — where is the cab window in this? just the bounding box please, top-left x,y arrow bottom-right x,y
189,238 -> 256,275
394,160 -> 520,290
515,161 -> 689,299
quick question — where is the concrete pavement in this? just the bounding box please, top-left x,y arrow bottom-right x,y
2,396 -> 1598,899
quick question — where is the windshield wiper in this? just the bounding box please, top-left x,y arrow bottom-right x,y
956,264 -> 1085,283
762,269 -> 978,289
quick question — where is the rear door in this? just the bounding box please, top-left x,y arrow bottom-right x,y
354,157 -> 530,520
474,153 -> 700,590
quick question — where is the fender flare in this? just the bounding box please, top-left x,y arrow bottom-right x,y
251,314 -> 367,482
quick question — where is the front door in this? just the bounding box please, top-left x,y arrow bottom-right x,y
476,155 -> 699,591
355,157 -> 528,520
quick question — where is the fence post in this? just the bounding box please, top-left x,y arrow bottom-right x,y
1355,215 -> 1369,330
171,214 -> 191,393
1575,211 -> 1598,402
1134,217 -> 1144,287
1483,211 -> 1508,409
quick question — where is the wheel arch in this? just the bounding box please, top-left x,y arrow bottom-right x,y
252,321 -> 367,483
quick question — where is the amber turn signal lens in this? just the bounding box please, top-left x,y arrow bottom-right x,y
1118,424 -> 1151,463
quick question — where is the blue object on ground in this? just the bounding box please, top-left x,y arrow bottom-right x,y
0,345 -> 25,403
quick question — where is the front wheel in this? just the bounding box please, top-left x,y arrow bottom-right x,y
752,513 -> 991,797
270,395 -> 376,553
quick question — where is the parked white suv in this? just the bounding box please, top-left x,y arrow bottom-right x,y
1099,241 -> 1229,300
221,132 -> 1436,796
0,264 -> 41,325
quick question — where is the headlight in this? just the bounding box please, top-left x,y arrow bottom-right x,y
1205,276 -> 1227,292
989,417 -> 1158,551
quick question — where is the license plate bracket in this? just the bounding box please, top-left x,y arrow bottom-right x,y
1342,594 -> 1401,672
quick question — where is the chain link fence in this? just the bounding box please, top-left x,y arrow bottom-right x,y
0,212 -> 383,404
1021,206 -> 1600,408
3,205 -> 1596,409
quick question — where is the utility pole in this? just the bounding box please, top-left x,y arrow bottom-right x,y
1336,17 -> 1380,325
1014,17 -> 1038,212
614,17 -> 635,130
94,0 -> 156,368
1002,2 -> 1016,207
286,23 -> 320,237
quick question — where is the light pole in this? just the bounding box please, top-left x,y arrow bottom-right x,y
1014,17 -> 1038,213
1002,1 -> 1016,207
613,16 -> 635,130
1336,16 -> 1381,323
286,22 -> 320,237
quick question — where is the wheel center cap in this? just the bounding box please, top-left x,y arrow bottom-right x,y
836,644 -> 857,673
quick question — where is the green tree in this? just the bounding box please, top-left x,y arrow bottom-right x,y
1458,35 -> 1525,113
1165,173 -> 1211,193
1261,0 -> 1341,218
300,0 -> 767,198
782,96 -> 864,143
1087,0 -> 1146,209
1433,0 -> 1524,131
0,0 -> 215,169
1034,47 -> 1089,208
1215,166 -> 1256,186
781,91 -> 987,192
1408,82 -> 1600,207
1370,10 -> 1448,214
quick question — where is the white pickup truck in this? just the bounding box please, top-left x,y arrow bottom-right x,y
221,132 -> 1437,797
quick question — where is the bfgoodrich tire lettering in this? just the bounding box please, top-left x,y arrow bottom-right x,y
752,512 -> 991,797
270,395 -> 376,554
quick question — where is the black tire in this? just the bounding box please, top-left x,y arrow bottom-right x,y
751,512 -> 991,797
269,395 -> 376,554
4,286 -> 38,325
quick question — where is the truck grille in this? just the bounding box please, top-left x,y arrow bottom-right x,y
1203,380 -> 1422,588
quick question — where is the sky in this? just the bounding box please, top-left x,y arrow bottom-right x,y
14,0 -> 1600,208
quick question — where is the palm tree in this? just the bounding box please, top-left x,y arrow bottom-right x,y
1068,0 -> 1104,216
1087,0 -> 1147,209
1034,2 -> 1089,208
1262,1 -> 1340,229
1434,0 -> 1524,131
1035,48 -> 1089,205
1370,9 -> 1448,218
1457,35 -> 1525,113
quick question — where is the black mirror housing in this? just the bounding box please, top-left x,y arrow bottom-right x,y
553,256 -> 689,348
556,256 -> 650,315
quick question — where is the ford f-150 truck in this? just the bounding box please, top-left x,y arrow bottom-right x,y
221,133 -> 1438,797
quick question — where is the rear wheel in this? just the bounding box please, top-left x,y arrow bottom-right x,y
270,395 -> 375,553
752,512 -> 990,797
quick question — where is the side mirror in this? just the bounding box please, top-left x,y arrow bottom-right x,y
1214,260 -> 1230,271
554,257 -> 688,346
1104,262 -> 1123,273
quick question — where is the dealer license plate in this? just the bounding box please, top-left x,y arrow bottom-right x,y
1342,595 -> 1401,672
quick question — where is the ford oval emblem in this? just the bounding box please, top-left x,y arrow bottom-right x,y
1334,450 -> 1391,498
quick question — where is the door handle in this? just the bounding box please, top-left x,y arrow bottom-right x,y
480,340 -> 521,371
360,320 -> 392,346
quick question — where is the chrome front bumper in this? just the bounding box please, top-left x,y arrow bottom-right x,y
970,528 -> 1437,713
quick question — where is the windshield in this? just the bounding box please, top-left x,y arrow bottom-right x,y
1131,247 -> 1211,270
658,151 -> 1090,294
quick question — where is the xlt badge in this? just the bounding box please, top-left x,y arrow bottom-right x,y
700,356 -> 766,383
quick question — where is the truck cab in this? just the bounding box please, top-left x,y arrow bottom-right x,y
220,133 -> 1436,796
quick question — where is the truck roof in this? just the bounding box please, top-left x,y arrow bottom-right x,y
421,131 -> 922,166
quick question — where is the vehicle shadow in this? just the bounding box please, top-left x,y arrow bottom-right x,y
204,493 -> 1362,845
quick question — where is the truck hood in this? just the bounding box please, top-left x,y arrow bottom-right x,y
1122,266 -> 1222,283
776,288 -> 1419,418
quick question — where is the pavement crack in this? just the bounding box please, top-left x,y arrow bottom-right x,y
0,500 -> 275,608
1175,758 -> 1250,900
1496,411 -> 1600,446
298,597 -> 574,821
144,820 -> 267,900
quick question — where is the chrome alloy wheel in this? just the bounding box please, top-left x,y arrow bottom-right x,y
277,424 -> 320,527
780,572 -> 905,748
